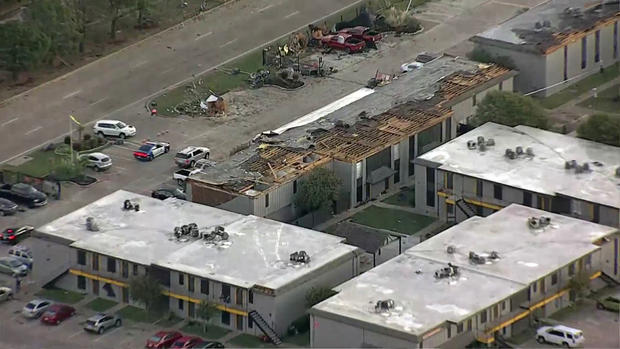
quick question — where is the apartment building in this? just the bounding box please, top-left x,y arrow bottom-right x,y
471,0 -> 620,96
36,190 -> 362,341
309,205 -> 619,348
188,55 -> 516,222
414,122 -> 620,227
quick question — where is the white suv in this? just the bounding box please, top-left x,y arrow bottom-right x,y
536,325 -> 584,347
174,146 -> 210,168
93,120 -> 136,139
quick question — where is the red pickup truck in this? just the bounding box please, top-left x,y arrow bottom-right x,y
339,26 -> 382,44
321,33 -> 366,53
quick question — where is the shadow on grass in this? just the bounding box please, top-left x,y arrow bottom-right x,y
85,297 -> 117,312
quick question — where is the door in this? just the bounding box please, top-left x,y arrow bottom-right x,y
93,279 -> 99,295
122,287 -> 129,303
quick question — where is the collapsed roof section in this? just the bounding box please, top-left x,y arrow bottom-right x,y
191,54 -> 513,195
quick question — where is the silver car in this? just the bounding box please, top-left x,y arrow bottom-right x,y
84,313 -> 122,334
79,152 -> 112,171
0,257 -> 28,277
22,299 -> 52,318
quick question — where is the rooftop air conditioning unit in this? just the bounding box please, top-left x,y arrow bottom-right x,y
515,146 -> 524,155
434,263 -> 459,279
467,140 -> 477,150
528,216 -> 541,229
122,200 -> 140,212
477,136 -> 485,145
86,217 -> 99,232
526,147 -> 534,156
374,299 -> 395,313
290,251 -> 311,264
505,148 -> 516,159
469,251 -> 486,264
565,160 -> 577,169
486,138 -> 495,146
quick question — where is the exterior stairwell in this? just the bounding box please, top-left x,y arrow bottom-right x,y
600,272 -> 620,286
455,198 -> 477,218
248,310 -> 282,346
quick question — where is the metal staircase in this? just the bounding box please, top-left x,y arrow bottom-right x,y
600,272 -> 620,286
455,198 -> 477,218
248,310 -> 282,346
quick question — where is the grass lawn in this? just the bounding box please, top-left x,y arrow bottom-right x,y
284,331 -> 310,347
117,305 -> 163,323
351,206 -> 436,235
539,63 -> 620,109
577,83 -> 620,114
2,149 -> 67,178
228,333 -> 271,348
85,298 -> 117,312
35,287 -> 85,304
382,187 -> 415,207
181,322 -> 230,340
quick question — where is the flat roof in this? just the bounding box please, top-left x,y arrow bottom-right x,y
410,204 -> 618,284
473,0 -> 620,54
38,190 -> 359,290
311,204 -> 618,339
417,122 -> 620,208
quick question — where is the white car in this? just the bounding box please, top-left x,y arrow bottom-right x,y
536,325 -> 585,348
22,299 -> 52,318
400,61 -> 424,72
0,286 -> 13,302
79,152 -> 112,171
93,120 -> 136,139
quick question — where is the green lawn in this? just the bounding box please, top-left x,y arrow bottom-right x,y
157,313 -> 184,328
2,149 -> 67,178
539,63 -> 620,109
85,298 -> 117,312
382,187 -> 415,207
577,83 -> 620,114
284,331 -> 310,347
350,206 -> 436,235
181,322 -> 231,340
117,305 -> 161,323
35,287 -> 85,304
227,333 -> 271,348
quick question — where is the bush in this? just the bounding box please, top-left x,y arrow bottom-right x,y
72,142 -> 81,151
577,113 -> 620,146
290,315 -> 310,334
468,47 -> 516,69
83,134 -> 91,141
64,136 -> 71,145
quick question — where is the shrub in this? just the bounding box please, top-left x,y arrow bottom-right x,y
468,47 -> 516,69
72,142 -> 81,151
64,136 -> 71,145
291,315 -> 310,333
83,134 -> 91,141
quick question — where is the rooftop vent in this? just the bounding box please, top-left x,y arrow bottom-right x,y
486,138 -> 495,146
446,245 -> 456,254
565,160 -> 577,169
86,217 -> 99,232
203,225 -> 229,242
467,140 -> 477,150
477,136 -> 485,145
468,137 -> 494,151
528,216 -> 551,229
290,250 -> 311,264
469,251 -> 500,265
505,148 -> 516,159
515,146 -> 524,155
575,163 -> 590,174
534,21 -> 543,31
543,20 -> 551,28
434,263 -> 459,279
526,147 -> 534,156
374,299 -> 395,313
122,200 -> 140,212
174,223 -> 199,239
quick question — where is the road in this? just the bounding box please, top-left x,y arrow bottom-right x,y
0,0 -> 363,164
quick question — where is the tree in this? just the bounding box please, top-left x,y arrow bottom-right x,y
568,270 -> 591,300
305,287 -> 337,308
108,0 -> 135,40
468,47 -> 516,69
28,0 -> 80,60
136,0 -> 152,28
0,22 -> 51,79
577,113 -> 620,147
294,168 -> 341,214
128,275 -> 162,313
196,300 -> 219,332
471,91 -> 550,130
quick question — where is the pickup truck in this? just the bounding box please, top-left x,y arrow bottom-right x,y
173,159 -> 216,185
321,33 -> 365,53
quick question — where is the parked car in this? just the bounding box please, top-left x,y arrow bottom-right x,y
22,299 -> 52,318
0,183 -> 47,208
0,257 -> 28,277
0,198 -> 18,216
171,336 -> 203,348
321,33 -> 366,53
194,341 -> 225,348
84,312 -> 122,334
151,187 -> 187,201
1,226 -> 34,245
596,295 -> 620,312
338,26 -> 382,44
8,245 -> 33,268
79,152 -> 112,171
536,325 -> 585,348
40,304 -> 75,325
174,146 -> 210,168
173,159 -> 216,185
93,120 -> 136,139
134,141 -> 170,161
0,286 -> 13,302
146,331 -> 183,349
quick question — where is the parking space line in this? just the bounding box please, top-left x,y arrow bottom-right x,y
284,10 -> 299,19
63,89 -> 81,99
220,38 -> 237,48
90,97 -> 108,106
195,31 -> 213,40
258,4 -> 273,12
112,145 -> 136,151
68,329 -> 84,338
1,117 -> 18,126
93,326 -> 121,342
25,126 -> 42,135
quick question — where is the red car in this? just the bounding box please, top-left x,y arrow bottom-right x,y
40,304 -> 75,325
339,26 -> 382,43
171,336 -> 203,348
321,33 -> 366,53
146,331 -> 183,349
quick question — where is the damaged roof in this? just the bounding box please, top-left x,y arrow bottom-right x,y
473,0 -> 620,54
191,55 -> 512,194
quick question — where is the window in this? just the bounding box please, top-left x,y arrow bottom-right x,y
236,314 -> 243,330
293,180 -> 297,194
133,264 -> 138,276
445,117 -> 452,141
523,192 -> 532,207
499,81 -> 503,91
532,281 -> 537,293
457,322 -> 463,333
107,257 -> 116,273
467,319 -> 472,331
178,299 -> 184,311
447,325 -> 452,338
480,310 -> 487,324
501,301 -> 506,311
122,261 -> 128,278
188,276 -> 195,292
408,135 -> 416,176
493,184 -> 502,200
221,284 -> 231,303
77,250 -> 86,265
394,159 -> 400,184
249,290 -> 254,304
540,279 -> 545,293
493,305 -> 499,319
476,179 -> 483,197
221,311 -> 230,325
201,279 -> 209,295
568,263 -> 576,276
563,45 -> 568,81
595,30 -> 600,63
265,193 -> 269,208
447,203 -> 454,215
614,22 -> 618,59
77,275 -> 86,290
179,273 -> 184,286
188,302 -> 195,318
93,253 -> 99,271
248,317 -> 253,328
581,37 -> 587,69
103,283 -> 115,298
585,254 -> 592,266
593,204 -> 600,223
446,172 -> 453,190
236,288 -> 243,305
472,94 -> 477,106
426,168 -> 435,207
551,273 -> 558,285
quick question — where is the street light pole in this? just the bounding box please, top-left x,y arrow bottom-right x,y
69,116 -> 73,164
